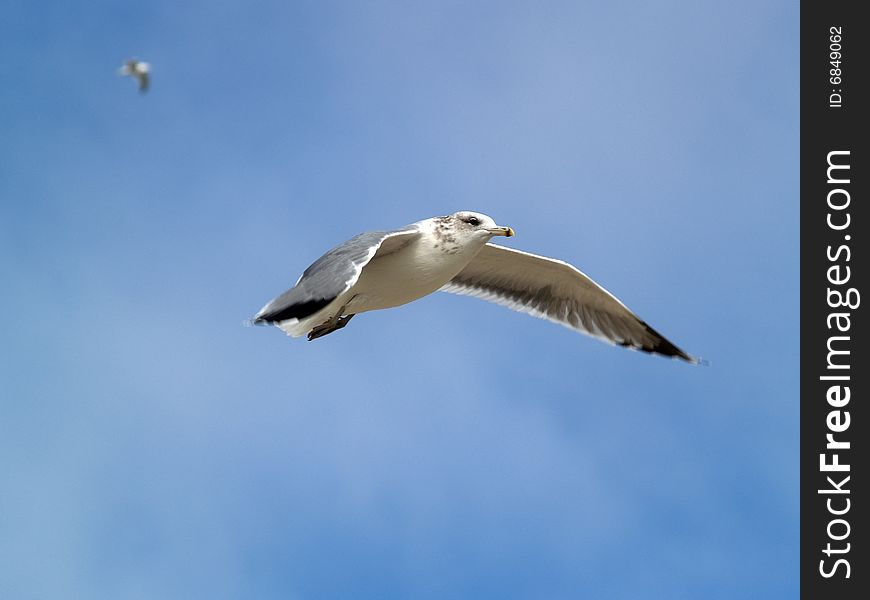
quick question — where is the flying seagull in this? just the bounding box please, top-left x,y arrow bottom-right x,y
253,211 -> 695,362
119,59 -> 150,93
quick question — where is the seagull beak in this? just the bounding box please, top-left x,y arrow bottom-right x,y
488,226 -> 515,237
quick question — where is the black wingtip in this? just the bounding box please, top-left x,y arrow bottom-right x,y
255,297 -> 333,324
636,321 -> 697,364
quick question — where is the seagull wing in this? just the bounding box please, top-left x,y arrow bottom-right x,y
137,71 -> 150,93
254,228 -> 421,324
441,243 -> 694,362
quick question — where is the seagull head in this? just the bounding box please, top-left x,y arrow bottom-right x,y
450,211 -> 515,238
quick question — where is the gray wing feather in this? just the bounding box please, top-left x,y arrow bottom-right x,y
254,228 -> 419,323
441,243 -> 694,362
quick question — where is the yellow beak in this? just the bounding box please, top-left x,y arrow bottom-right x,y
488,226 -> 515,237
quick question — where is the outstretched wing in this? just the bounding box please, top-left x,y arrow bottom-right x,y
254,228 -> 421,324
441,243 -> 694,362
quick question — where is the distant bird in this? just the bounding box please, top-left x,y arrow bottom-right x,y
119,59 -> 150,93
253,211 -> 695,362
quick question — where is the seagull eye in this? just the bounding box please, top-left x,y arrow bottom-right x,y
467,217 -> 480,226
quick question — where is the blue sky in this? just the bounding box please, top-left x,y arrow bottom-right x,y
1,1 -> 798,598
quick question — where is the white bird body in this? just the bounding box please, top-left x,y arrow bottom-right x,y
269,213 -> 507,338
347,217 -> 492,311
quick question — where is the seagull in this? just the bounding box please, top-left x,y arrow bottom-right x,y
253,211 -> 695,362
119,59 -> 150,93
